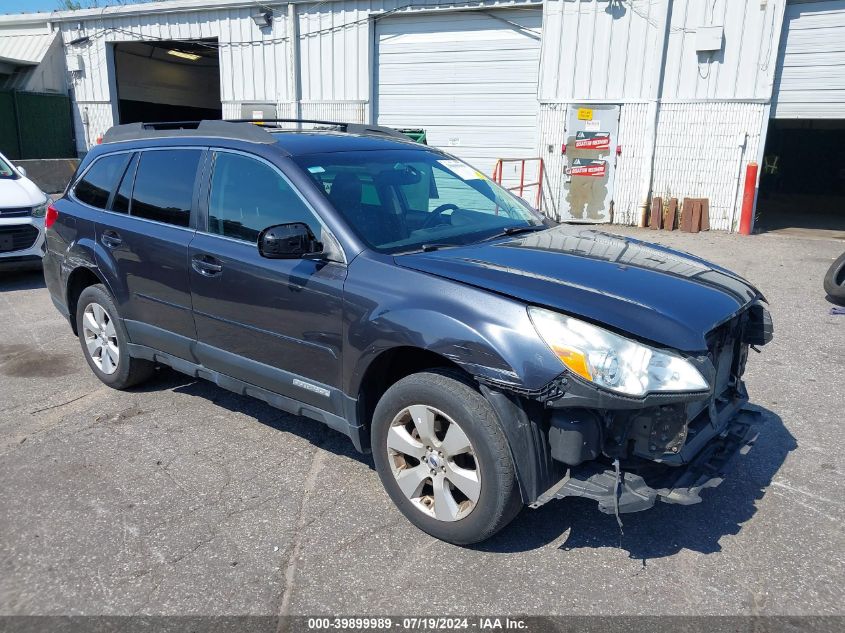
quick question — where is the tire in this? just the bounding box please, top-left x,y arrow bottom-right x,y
371,370 -> 522,545
824,252 -> 845,305
75,284 -> 155,389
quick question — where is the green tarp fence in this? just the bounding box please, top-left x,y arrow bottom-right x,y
0,89 -> 75,160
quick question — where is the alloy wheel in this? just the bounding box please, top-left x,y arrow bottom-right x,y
387,404 -> 481,522
82,302 -> 120,375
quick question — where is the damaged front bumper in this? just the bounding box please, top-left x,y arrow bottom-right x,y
530,406 -> 763,513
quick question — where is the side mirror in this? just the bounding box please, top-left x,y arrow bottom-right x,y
16,165 -> 26,177
258,222 -> 323,259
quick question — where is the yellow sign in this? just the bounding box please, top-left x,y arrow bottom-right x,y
577,108 -> 593,121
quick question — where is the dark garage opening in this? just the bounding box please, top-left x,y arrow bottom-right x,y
757,119 -> 845,239
113,39 -> 221,125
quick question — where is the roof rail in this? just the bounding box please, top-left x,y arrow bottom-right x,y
227,118 -> 411,141
101,120 -> 277,145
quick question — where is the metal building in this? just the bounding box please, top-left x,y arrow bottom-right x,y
0,13 -> 66,93
48,0 -> 543,193
538,0 -> 844,234
3,0 -> 843,233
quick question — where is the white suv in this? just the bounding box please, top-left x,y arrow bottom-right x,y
0,152 -> 49,271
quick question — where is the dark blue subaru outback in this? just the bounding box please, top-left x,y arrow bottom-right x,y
43,120 -> 772,544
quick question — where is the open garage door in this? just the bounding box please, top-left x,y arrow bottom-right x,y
375,9 -> 542,194
773,1 -> 845,119
759,1 -> 845,237
113,40 -> 221,124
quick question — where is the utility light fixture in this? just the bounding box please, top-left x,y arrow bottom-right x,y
251,11 -> 273,28
167,49 -> 202,61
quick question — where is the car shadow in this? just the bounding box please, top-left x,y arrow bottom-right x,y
0,268 -> 45,291
135,366 -> 373,468
132,369 -> 792,556
477,406 -> 794,559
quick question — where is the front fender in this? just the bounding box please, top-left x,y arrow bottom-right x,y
349,307 -> 522,394
343,256 -> 562,397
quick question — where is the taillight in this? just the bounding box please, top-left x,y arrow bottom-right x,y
44,204 -> 58,229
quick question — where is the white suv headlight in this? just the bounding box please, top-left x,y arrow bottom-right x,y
31,201 -> 48,217
528,307 -> 709,397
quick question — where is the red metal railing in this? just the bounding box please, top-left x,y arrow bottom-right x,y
491,157 -> 544,211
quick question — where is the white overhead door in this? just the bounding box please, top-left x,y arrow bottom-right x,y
376,9 -> 542,182
773,1 -> 845,118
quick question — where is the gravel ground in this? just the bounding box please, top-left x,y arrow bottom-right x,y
0,228 -> 842,617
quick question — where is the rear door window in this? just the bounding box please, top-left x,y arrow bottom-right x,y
130,149 -> 202,227
74,153 -> 131,209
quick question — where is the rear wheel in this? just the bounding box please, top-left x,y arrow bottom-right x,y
371,371 -> 522,545
76,284 -> 154,389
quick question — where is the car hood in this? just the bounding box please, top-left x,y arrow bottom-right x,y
395,225 -> 763,352
0,176 -> 45,209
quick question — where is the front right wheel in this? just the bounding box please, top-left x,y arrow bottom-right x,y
371,371 -> 522,545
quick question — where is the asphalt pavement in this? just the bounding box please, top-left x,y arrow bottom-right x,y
0,228 -> 842,616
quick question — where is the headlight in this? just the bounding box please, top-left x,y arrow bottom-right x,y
528,307 -> 708,397
31,201 -> 48,217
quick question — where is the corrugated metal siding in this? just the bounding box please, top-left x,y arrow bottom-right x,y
651,102 -> 765,231
71,100 -> 114,149
0,31 -> 55,64
539,0 -> 663,102
60,3 -> 292,149
297,0 -> 543,101
613,102 -> 650,225
662,0 -> 784,101
539,0 -> 785,103
59,0 -> 540,151
376,8 -> 542,185
537,103 -> 566,218
299,1 -> 370,102
301,100 -> 366,122
772,0 -> 845,118
537,1 -> 780,230
17,34 -> 67,93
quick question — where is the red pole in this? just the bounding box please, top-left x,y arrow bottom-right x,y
739,162 -> 758,235
519,160 -> 526,197
536,158 -> 544,211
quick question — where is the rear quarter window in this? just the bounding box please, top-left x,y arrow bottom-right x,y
74,153 -> 131,209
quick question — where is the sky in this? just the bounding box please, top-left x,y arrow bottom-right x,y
0,1 -> 65,15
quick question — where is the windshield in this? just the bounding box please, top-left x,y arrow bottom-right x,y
293,149 -> 545,253
0,154 -> 19,180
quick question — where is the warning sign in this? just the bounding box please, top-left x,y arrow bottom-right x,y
574,131 -> 611,150
577,108 -> 593,121
569,158 -> 607,178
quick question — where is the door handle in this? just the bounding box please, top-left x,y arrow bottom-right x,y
100,230 -> 122,248
192,255 -> 223,276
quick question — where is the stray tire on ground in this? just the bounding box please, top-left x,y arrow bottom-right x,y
824,252 -> 845,305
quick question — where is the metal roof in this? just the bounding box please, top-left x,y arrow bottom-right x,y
0,31 -> 56,66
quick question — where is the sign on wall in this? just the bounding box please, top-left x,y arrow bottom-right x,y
574,131 -> 611,151
570,158 -> 608,177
